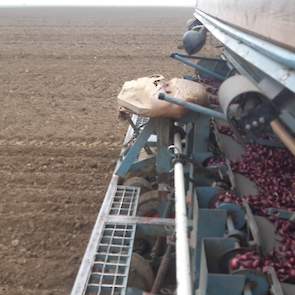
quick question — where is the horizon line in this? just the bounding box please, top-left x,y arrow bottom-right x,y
0,4 -> 194,7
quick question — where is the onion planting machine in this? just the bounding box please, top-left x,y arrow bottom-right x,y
71,3 -> 295,295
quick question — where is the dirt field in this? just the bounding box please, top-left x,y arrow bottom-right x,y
0,7 -> 195,295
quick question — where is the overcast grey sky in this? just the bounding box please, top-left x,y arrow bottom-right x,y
0,0 -> 195,6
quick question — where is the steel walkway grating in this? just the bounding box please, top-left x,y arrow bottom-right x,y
85,223 -> 136,295
109,186 -> 140,216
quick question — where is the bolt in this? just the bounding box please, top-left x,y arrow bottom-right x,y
245,124 -> 251,130
252,121 -> 258,127
259,117 -> 265,124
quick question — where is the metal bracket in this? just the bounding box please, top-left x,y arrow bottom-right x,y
266,208 -> 295,222
116,118 -> 173,177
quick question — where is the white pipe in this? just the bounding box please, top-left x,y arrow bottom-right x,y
173,133 -> 193,295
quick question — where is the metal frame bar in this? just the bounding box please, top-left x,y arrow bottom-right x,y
158,93 -> 226,121
173,132 -> 193,295
170,52 -> 226,81
171,52 -> 226,63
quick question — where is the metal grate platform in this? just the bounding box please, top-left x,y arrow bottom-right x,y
83,185 -> 140,295
85,223 -> 136,295
109,186 -> 140,216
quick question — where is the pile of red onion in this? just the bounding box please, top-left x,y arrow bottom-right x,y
204,156 -> 226,167
215,127 -> 295,282
217,125 -> 234,137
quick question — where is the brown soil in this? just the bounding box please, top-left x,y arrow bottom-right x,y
0,6 -> 200,295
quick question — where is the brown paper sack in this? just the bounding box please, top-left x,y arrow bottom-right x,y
118,75 -> 209,119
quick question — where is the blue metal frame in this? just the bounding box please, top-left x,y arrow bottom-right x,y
116,118 -> 172,177
170,52 -> 227,81
116,119 -> 156,177
199,238 -> 246,295
158,93 -> 227,121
